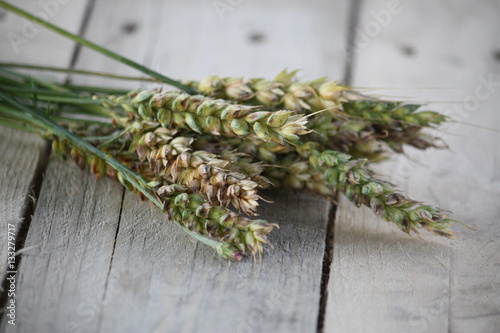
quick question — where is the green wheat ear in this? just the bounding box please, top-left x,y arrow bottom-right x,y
103,89 -> 311,145
1,92 -> 272,260
0,1 -> 465,261
185,71 -> 450,159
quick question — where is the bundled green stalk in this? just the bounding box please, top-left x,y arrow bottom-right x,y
0,1 -> 463,260
0,68 -> 461,259
13,104 -> 277,260
100,86 -> 458,238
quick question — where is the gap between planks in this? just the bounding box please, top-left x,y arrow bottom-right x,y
342,0 -> 364,85
2,1 -> 352,331
0,0 -> 97,327
96,189 -> 125,332
67,0 -> 98,71
0,143 -> 50,316
316,1 -> 362,331
316,203 -> 337,333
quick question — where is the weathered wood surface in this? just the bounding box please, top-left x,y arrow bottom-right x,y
0,0 -> 88,286
325,1 -> 500,332
99,191 -> 329,333
1,0 -> 349,332
70,1 -> 351,331
1,0 -> 499,332
0,129 -> 45,281
74,0 -> 348,85
2,158 -> 123,333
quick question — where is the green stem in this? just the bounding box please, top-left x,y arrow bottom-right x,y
82,132 -> 123,142
1,91 -> 158,203
0,63 -> 157,82
0,1 -> 197,94
0,69 -> 129,95
0,92 -> 232,258
7,93 -> 103,105
0,72 -> 112,117
0,113 -> 44,135
0,103 -> 48,131
61,84 -> 130,95
2,94 -> 110,117
0,119 -> 37,134
59,105 -> 113,118
96,131 -> 126,148
0,85 -> 80,97
0,74 -> 27,86
0,68 -> 68,93
51,114 -> 111,125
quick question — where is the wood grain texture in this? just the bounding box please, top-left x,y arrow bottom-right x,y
0,1 -> 90,80
325,0 -> 500,332
76,1 -> 349,332
4,0 -> 350,332
98,191 -> 329,333
74,0 -> 348,85
1,157 -> 123,333
0,0 -> 89,283
0,129 -> 44,280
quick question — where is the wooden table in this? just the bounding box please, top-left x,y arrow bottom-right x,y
0,1 -> 499,332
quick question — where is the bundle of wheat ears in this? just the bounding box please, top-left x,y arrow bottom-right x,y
0,2 -> 464,260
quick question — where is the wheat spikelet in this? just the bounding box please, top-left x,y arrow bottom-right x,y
185,70 -> 447,156
102,89 -> 310,145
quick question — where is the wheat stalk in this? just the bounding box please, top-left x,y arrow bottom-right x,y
0,2 -> 465,261
103,89 -> 310,145
185,70 -> 447,156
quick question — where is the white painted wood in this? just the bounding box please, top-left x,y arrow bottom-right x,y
4,0 -> 351,332
0,0 -> 89,283
325,0 -> 500,332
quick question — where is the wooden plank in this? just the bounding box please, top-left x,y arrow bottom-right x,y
0,130 -> 44,280
0,1 -> 103,331
98,191 -> 329,333
325,0 -> 500,332
0,1 -> 89,283
2,157 -> 123,333
0,1 -> 90,80
74,0 -> 348,84
71,0 -> 349,332
146,0 -> 348,80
